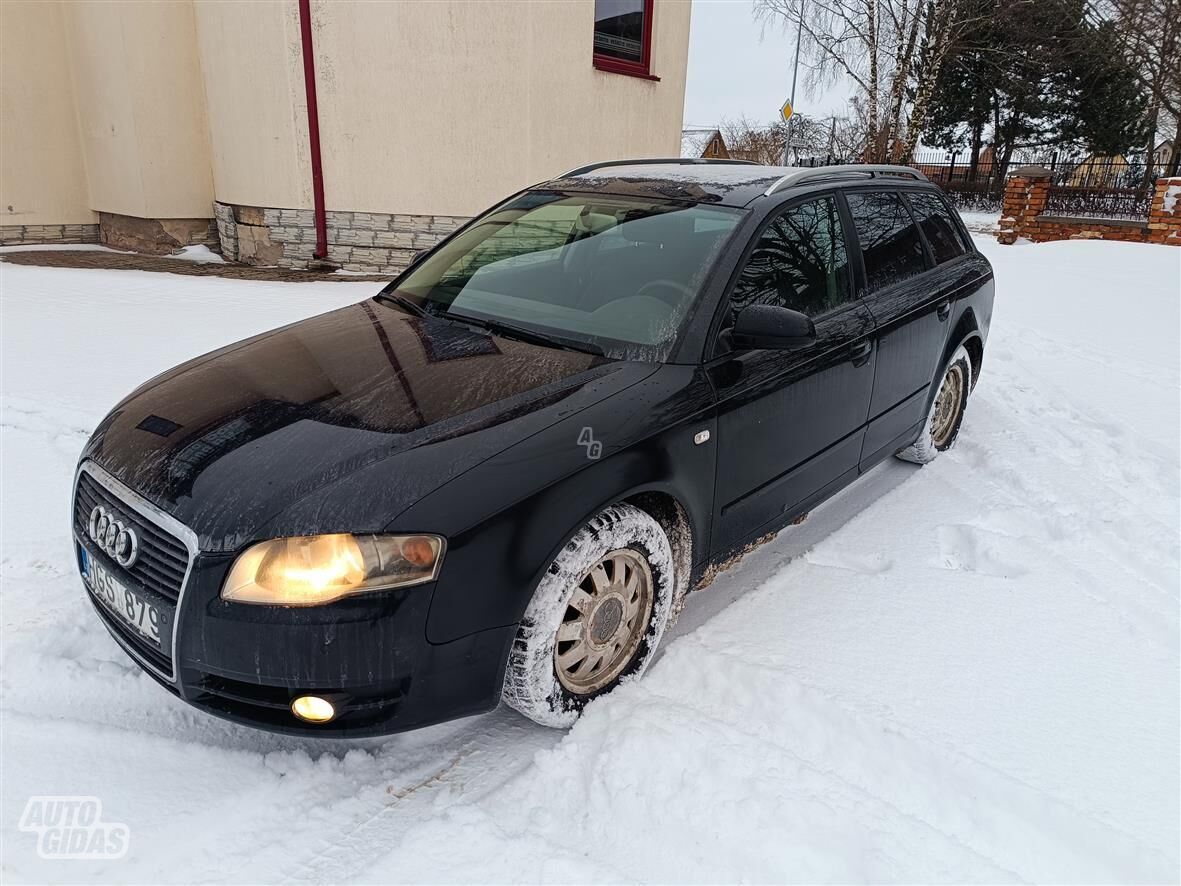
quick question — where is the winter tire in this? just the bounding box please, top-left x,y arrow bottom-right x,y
502,503 -> 676,728
897,345 -> 972,465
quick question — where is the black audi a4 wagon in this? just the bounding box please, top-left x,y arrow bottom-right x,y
74,160 -> 993,735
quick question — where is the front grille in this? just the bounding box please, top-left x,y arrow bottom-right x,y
74,473 -> 189,602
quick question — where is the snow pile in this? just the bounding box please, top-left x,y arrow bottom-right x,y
167,245 -> 225,264
1164,183 -> 1180,215
1,240 -> 1178,883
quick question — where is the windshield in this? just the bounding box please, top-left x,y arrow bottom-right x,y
386,192 -> 743,361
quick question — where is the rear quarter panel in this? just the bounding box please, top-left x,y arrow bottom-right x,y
940,249 -> 994,384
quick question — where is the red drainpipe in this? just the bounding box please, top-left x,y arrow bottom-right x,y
297,0 -> 328,261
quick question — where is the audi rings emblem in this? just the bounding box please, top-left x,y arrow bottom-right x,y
89,505 -> 139,568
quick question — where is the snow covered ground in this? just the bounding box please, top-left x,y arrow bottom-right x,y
1,237 -> 1178,883
0,243 -> 224,263
957,210 -> 1001,234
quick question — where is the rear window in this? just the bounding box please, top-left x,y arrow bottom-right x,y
845,191 -> 928,292
906,192 -> 968,263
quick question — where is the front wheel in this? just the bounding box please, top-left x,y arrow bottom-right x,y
897,345 -> 972,465
502,503 -> 675,727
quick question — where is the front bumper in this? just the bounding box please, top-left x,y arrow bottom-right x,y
74,461 -> 514,738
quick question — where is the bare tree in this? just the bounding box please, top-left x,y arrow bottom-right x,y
721,116 -> 788,165
721,114 -> 857,165
755,0 -> 977,162
785,114 -> 833,158
830,99 -> 871,159
1086,0 -> 1181,172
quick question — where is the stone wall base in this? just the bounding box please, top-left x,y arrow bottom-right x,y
99,212 -> 219,255
214,201 -> 469,273
1021,216 -> 1153,244
0,223 -> 100,246
999,173 -> 1181,245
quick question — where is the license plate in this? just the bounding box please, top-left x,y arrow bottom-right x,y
81,547 -> 163,648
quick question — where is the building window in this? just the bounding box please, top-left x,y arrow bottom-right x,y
593,0 -> 657,80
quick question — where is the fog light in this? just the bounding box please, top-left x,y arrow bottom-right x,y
291,695 -> 336,723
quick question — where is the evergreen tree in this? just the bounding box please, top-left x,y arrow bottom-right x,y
927,0 -> 1148,179
1056,18 -> 1149,155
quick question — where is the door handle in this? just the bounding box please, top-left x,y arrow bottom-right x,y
936,301 -> 952,321
848,340 -> 873,367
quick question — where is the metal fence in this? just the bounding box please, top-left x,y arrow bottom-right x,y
789,149 -> 1178,218
1042,185 -> 1155,219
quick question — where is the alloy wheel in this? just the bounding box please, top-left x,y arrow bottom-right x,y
931,363 -> 966,448
554,548 -> 654,694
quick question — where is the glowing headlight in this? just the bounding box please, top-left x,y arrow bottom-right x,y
220,533 -> 444,606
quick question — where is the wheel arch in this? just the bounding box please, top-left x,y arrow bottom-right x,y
526,481 -> 699,621
943,307 -> 984,391
622,489 -> 694,615
961,333 -> 984,391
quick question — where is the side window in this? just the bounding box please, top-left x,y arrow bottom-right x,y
846,191 -> 928,292
906,192 -> 967,263
593,0 -> 654,78
728,196 -> 852,322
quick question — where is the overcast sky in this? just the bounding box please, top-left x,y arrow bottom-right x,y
682,0 -> 852,129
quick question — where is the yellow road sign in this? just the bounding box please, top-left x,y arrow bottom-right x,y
780,100 -> 794,123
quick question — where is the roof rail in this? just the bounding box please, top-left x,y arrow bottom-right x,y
764,164 -> 928,196
559,157 -> 758,178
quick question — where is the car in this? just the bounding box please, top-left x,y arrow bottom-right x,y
73,159 -> 993,736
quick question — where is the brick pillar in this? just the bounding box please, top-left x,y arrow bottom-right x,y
1147,176 -> 1181,245
997,165 -> 1052,244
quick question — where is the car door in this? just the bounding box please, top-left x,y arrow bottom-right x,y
707,194 -> 876,554
842,189 -> 952,467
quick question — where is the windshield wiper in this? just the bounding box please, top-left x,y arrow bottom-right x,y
375,291 -> 427,317
448,313 -> 605,357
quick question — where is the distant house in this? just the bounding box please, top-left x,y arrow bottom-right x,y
1067,154 -> 1130,187
681,128 -> 729,159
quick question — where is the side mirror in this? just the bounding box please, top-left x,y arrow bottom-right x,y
730,304 -> 816,350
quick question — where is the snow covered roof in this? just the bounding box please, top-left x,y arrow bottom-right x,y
681,128 -> 721,159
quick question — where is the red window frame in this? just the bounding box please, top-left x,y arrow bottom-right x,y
593,0 -> 659,81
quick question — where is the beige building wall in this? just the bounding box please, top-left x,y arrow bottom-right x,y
192,0 -> 310,213
0,1 -> 94,227
196,0 -> 691,217
64,0 -> 214,220
3,0 -> 691,257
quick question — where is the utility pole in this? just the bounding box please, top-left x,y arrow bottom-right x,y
782,0 -> 804,166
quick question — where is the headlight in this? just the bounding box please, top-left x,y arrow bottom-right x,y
220,533 -> 444,606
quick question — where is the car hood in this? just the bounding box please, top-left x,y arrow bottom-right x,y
83,299 -> 656,552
